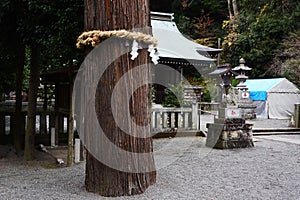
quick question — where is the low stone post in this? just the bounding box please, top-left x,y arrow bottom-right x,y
74,138 -> 81,163
295,103 -> 300,128
191,102 -> 199,129
51,127 -> 55,147
151,111 -> 156,129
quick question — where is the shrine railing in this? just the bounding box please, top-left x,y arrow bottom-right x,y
0,103 -> 69,145
151,104 -> 200,134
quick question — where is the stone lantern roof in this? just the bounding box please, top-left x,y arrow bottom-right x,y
209,64 -> 238,77
232,58 -> 252,86
235,74 -> 249,80
209,64 -> 238,87
232,58 -> 252,71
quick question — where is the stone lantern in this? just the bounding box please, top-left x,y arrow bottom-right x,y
206,58 -> 255,149
230,58 -> 256,119
209,64 -> 238,103
232,58 -> 252,87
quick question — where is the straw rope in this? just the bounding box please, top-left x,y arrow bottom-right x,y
76,30 -> 158,49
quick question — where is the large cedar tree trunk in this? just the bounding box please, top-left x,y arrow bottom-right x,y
84,0 -> 156,196
24,45 -> 40,161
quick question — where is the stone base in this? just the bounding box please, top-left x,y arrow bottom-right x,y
238,104 -> 256,119
209,138 -> 254,149
206,118 -> 254,149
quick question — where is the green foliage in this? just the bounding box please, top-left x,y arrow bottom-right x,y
22,47 -> 31,90
0,0 -> 84,96
204,79 -> 217,102
222,0 -> 300,78
269,31 -> 300,87
230,78 -> 239,87
162,76 -> 213,107
0,0 -> 23,94
185,76 -> 211,102
202,87 -> 211,102
169,0 -> 227,44
150,0 -> 300,83
40,0 -> 84,71
162,82 -> 187,107
19,0 -> 84,71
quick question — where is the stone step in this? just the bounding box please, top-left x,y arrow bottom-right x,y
253,128 -> 300,132
253,130 -> 300,136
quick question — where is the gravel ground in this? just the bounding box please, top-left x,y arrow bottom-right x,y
1,135 -> 300,200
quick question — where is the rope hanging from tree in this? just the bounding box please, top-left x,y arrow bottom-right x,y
76,30 -> 158,48
76,30 -> 160,64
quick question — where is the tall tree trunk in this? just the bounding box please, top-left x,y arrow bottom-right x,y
13,45 -> 25,155
8,0 -> 25,155
83,0 -> 156,196
232,0 -> 239,19
24,45 -> 40,161
67,77 -> 74,167
227,0 -> 233,20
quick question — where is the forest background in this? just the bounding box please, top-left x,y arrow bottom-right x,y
1,0 -> 300,95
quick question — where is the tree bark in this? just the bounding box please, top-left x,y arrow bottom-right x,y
24,45 -> 40,161
6,0 -> 25,155
83,0 -> 156,196
67,76 -> 74,167
227,0 -> 233,20
13,45 -> 25,155
232,0 -> 239,20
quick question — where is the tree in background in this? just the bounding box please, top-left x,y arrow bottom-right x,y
227,0 -> 239,21
163,82 -> 186,107
22,0 -> 83,160
0,0 -> 26,154
20,0 -> 83,160
0,0 -> 83,158
269,32 -> 300,87
222,0 -> 300,78
150,0 -> 299,81
150,0 -> 229,49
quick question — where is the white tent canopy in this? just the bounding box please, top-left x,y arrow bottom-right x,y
245,78 -> 300,119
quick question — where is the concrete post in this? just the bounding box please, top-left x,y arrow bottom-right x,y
178,112 -> 183,128
163,112 -> 168,128
151,111 -> 156,129
192,103 -> 199,129
75,138 -> 81,163
156,112 -> 162,129
51,127 -> 55,147
170,112 -> 175,128
184,112 -> 189,128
